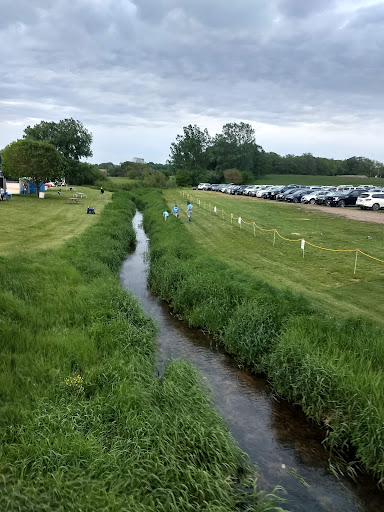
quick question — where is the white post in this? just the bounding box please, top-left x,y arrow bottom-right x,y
301,239 -> 305,258
253,223 -> 256,237
238,217 -> 242,229
214,206 -> 217,214
354,249 -> 359,275
273,229 -> 276,246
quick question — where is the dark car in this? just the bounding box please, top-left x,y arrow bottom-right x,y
262,186 -> 282,199
276,188 -> 299,201
235,185 -> 249,195
315,191 -> 335,205
326,189 -> 366,207
268,186 -> 291,200
285,188 -> 310,203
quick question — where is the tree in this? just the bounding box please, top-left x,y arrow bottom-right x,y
169,125 -> 210,172
175,170 -> 192,187
1,139 -> 63,197
209,122 -> 263,176
224,168 -> 242,184
24,118 -> 93,183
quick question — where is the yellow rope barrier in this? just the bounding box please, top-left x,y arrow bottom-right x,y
184,193 -> 384,265
358,250 -> 384,264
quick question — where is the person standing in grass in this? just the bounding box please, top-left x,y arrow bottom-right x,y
186,201 -> 193,222
172,205 -> 179,217
100,187 -> 104,199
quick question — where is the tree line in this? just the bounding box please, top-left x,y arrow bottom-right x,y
1,119 -> 106,195
167,122 -> 384,186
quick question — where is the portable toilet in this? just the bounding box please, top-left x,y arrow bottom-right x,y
0,170 -> 6,200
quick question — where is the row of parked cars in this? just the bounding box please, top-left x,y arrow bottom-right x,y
195,183 -> 384,210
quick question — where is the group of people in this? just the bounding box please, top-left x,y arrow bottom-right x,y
163,201 -> 193,222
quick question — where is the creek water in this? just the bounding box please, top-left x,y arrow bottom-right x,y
120,211 -> 383,512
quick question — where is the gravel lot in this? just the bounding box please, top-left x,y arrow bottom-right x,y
307,204 -> 384,224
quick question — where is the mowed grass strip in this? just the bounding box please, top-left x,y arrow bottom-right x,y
165,190 -> 384,325
0,186 -> 111,255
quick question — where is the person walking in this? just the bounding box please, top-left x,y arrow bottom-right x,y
172,205 -> 179,217
186,201 -> 193,222
100,187 -> 104,199
58,188 -> 61,196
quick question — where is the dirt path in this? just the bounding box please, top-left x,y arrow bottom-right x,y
306,204 -> 384,224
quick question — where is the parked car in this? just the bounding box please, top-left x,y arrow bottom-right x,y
326,189 -> 365,207
301,190 -> 326,204
255,186 -> 274,198
197,183 -> 210,190
356,192 -> 384,210
315,191 -> 337,205
276,188 -> 299,201
262,186 -> 282,199
284,188 -> 310,203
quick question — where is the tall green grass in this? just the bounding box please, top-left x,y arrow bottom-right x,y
0,191 -> 285,511
135,189 -> 384,484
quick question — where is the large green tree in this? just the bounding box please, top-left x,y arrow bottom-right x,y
169,125 -> 210,173
2,139 -> 63,197
208,122 -> 264,176
23,118 -> 93,183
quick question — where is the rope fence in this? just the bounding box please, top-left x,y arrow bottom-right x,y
181,191 -> 384,274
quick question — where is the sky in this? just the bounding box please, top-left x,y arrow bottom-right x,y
1,0 -> 384,165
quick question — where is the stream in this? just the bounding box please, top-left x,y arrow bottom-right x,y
120,211 -> 383,512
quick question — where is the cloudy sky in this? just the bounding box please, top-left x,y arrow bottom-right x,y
1,0 -> 383,164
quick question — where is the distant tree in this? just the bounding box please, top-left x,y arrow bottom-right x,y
169,125 -> 210,172
2,139 -> 63,197
209,122 -> 263,176
224,168 -> 242,184
24,118 -> 93,183
175,169 -> 192,187
147,162 -> 172,175
241,170 -> 255,184
142,170 -> 168,188
71,162 -> 107,185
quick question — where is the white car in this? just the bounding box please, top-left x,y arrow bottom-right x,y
197,183 -> 210,190
256,186 -> 273,198
301,190 -> 324,204
356,192 -> 384,210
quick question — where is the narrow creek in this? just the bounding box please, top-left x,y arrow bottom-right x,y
120,211 -> 383,512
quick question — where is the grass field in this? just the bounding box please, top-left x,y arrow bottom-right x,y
1,191 -> 283,511
250,174 -> 384,187
0,186 -> 111,255
165,190 -> 384,326
137,188 -> 384,483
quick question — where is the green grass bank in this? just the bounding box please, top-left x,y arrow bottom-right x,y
172,189 -> 384,326
136,189 -> 384,484
0,191 -> 283,511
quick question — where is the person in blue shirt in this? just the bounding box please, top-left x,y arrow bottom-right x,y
186,202 -> 193,222
172,205 -> 179,217
163,210 -> 169,221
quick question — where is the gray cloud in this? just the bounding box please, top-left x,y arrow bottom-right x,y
0,0 -> 383,163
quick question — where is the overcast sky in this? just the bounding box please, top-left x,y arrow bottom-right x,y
1,0 -> 383,164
